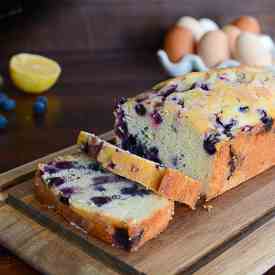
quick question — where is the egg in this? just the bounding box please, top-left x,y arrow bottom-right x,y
176,16 -> 203,41
235,32 -> 272,66
260,34 -> 274,51
231,16 -> 261,33
163,25 -> 195,62
222,25 -> 241,57
197,30 -> 230,67
199,18 -> 219,34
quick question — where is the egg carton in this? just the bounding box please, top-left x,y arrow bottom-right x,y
159,16 -> 275,77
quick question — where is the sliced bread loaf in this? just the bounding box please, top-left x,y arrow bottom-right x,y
77,131 -> 201,209
34,153 -> 174,251
114,67 -> 275,200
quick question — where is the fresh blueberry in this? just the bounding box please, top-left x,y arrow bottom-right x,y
93,175 -> 117,185
0,115 -> 7,129
60,195 -> 70,205
160,84 -> 177,99
215,115 -> 237,138
239,106 -> 249,113
116,97 -> 127,106
43,165 -> 59,174
199,83 -> 210,91
37,96 -> 48,106
60,187 -> 75,197
258,109 -> 273,131
121,184 -> 151,197
177,99 -> 185,108
55,161 -> 74,169
172,156 -> 178,167
33,101 -> 46,115
151,111 -> 163,125
91,196 -> 112,207
1,99 -> 16,111
134,104 -> 146,116
0,93 -> 7,105
94,186 -> 106,192
47,177 -> 65,187
121,134 -> 146,157
113,227 -> 144,251
146,146 -> 161,163
203,133 -> 220,155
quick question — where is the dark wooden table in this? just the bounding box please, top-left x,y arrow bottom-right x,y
1,0 -> 275,274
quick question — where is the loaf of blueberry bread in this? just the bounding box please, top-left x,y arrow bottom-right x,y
34,154 -> 174,251
77,131 -> 201,209
114,67 -> 275,200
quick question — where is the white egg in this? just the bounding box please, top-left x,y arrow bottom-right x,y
260,34 -> 274,52
199,18 -> 219,35
176,16 -> 203,41
235,32 -> 272,66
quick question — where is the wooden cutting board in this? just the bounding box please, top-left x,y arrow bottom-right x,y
1,131 -> 275,275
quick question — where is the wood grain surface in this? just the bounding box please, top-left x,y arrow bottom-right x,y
3,152 -> 275,274
195,217 -> 275,275
1,0 -> 275,274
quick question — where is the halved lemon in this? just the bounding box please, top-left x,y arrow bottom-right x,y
10,53 -> 61,94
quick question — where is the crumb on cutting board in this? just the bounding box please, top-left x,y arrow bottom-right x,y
203,204 -> 213,212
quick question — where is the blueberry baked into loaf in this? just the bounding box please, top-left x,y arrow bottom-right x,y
34,154 -> 174,251
77,131 -> 201,208
114,67 -> 275,200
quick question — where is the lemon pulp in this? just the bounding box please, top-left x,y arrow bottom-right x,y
10,53 -> 61,94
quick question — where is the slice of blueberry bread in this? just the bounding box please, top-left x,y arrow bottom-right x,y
77,131 -> 201,209
34,154 -> 174,251
114,66 -> 275,200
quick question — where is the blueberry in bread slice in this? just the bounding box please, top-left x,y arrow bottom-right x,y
34,154 -> 174,251
114,67 -> 275,200
77,131 -> 201,209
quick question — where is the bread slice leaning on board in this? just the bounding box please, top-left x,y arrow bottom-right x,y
77,131 -> 201,209
34,153 -> 174,251
113,66 -> 275,200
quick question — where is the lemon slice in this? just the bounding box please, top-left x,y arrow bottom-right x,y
10,53 -> 61,94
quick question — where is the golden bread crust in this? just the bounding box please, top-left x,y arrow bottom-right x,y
207,123 -> 275,200
159,169 -> 201,209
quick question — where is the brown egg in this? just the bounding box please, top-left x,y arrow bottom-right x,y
222,25 -> 241,57
231,16 -> 261,33
163,25 -> 195,62
197,30 -> 230,67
